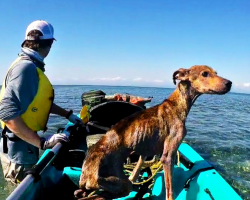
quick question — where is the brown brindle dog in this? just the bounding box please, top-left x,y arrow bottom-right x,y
75,65 -> 232,200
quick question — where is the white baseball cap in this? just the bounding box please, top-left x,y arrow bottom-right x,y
24,20 -> 56,40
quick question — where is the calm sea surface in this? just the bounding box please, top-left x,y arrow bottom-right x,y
0,85 -> 249,200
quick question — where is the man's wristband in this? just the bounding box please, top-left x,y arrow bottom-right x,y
66,110 -> 73,119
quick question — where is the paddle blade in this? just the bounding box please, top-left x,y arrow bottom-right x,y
80,105 -> 89,124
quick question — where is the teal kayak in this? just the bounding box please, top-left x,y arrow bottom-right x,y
57,140 -> 244,200
6,94 -> 243,200
6,128 -> 242,200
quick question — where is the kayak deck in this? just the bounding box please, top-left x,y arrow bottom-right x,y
14,142 -> 242,200
61,143 -> 242,200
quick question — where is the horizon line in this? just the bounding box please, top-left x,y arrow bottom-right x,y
52,84 -> 250,95
0,84 -> 249,95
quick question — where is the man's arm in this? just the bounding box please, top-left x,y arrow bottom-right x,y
50,103 -> 84,125
50,103 -> 70,118
4,116 -> 41,149
4,116 -> 69,150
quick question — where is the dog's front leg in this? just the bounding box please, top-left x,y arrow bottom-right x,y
161,127 -> 186,200
161,139 -> 183,199
160,149 -> 175,200
129,155 -> 146,182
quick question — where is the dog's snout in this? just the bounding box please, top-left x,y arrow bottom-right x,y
225,80 -> 232,89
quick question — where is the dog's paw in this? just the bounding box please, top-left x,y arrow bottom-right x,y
74,189 -> 86,199
74,189 -> 105,200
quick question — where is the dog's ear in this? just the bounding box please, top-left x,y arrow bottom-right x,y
173,68 -> 190,85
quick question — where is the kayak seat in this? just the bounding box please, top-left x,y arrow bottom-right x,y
87,101 -> 144,134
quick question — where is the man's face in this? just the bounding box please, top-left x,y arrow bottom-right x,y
41,45 -> 52,58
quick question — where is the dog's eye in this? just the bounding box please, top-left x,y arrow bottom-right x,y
202,71 -> 209,77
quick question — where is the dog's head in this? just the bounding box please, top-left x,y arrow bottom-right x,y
173,65 -> 232,94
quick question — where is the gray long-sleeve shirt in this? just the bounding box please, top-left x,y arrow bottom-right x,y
0,57 -> 38,121
0,50 -> 46,164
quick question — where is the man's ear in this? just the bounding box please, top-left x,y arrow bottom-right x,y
173,68 -> 190,85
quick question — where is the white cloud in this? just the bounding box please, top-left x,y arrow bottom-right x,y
133,78 -> 142,81
88,77 -> 126,81
112,77 -> 126,81
243,83 -> 250,87
153,79 -> 164,83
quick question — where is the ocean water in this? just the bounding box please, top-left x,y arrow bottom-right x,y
0,85 -> 249,200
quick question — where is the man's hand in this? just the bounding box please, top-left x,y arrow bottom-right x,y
66,110 -> 84,126
40,133 -> 69,150
50,104 -> 84,126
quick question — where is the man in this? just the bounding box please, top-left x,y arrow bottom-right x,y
0,20 -> 83,184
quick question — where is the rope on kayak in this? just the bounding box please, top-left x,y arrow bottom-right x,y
88,190 -> 98,198
128,161 -> 163,186
87,151 -> 181,198
204,188 -> 215,200
177,151 -> 180,167
184,166 -> 215,189
124,151 -> 181,186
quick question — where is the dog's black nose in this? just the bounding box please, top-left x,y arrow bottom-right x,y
225,80 -> 232,89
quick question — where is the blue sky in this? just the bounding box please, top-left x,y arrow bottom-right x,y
0,0 -> 250,93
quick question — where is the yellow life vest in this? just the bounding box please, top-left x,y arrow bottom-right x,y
0,57 -> 54,132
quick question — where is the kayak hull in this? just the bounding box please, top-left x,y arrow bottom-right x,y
12,142 -> 242,200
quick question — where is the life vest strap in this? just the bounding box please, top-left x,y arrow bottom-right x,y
1,126 -> 23,154
1,127 -> 8,153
